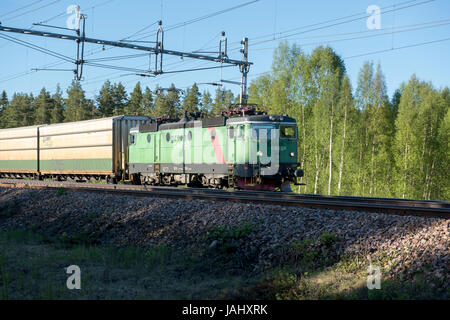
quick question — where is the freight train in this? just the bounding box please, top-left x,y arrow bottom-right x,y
0,108 -> 304,191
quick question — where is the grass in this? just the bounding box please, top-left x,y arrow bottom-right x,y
0,226 -> 445,300
55,187 -> 66,197
0,229 -> 254,299
0,200 -> 19,218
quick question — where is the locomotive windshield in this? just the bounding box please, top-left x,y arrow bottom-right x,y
280,125 -> 297,139
251,125 -> 275,140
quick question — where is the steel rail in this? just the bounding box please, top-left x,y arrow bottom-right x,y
0,179 -> 448,218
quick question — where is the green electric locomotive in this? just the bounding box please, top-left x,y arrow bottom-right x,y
128,108 -> 303,191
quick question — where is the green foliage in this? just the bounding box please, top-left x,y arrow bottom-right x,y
393,76 -> 448,199
50,85 -> 65,124
248,42 -> 448,200
320,231 -> 337,247
111,82 -> 128,116
96,80 -> 114,117
34,88 -> 53,125
55,187 -> 66,197
1,93 -> 34,128
206,223 -> 255,242
182,83 -> 200,114
211,87 -> 234,116
153,84 -> 181,118
125,82 -> 144,115
0,201 -> 18,218
64,80 -> 92,122
204,223 -> 257,266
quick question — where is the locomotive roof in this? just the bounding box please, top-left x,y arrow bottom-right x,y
226,115 -> 296,124
138,114 -> 296,133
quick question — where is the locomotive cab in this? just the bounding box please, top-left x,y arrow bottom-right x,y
227,114 -> 303,191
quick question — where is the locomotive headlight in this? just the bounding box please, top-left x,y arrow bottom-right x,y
290,152 -> 295,157
257,151 -> 263,157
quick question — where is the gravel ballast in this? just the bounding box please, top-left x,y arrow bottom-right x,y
0,187 -> 448,295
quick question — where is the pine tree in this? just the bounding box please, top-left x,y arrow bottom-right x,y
165,84 -> 181,118
96,81 -> 114,117
111,82 -> 128,116
34,88 -> 53,125
125,82 -> 144,115
2,93 -> 34,128
182,83 -> 200,114
64,80 -> 91,122
0,91 -> 8,128
153,86 -> 167,118
211,87 -> 234,116
50,85 -> 65,124
201,90 -> 212,114
142,87 -> 154,116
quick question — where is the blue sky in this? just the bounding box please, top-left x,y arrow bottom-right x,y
0,0 -> 449,101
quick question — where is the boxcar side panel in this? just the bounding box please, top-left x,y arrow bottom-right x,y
39,119 -> 113,174
0,126 -> 39,173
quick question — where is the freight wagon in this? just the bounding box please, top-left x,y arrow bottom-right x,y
0,116 -> 148,182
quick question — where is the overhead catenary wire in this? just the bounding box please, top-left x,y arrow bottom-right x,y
199,0 -> 436,53
250,20 -> 450,51
344,37 -> 450,59
36,0 -> 116,24
130,0 -> 262,40
2,0 -> 62,22
0,33 -> 74,63
0,0 -> 46,18
246,0 -> 438,48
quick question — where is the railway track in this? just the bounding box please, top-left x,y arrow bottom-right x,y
0,179 -> 449,218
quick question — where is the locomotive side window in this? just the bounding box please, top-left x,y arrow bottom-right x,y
129,134 -> 136,145
237,125 -> 245,139
228,126 -> 234,139
280,125 -> 297,139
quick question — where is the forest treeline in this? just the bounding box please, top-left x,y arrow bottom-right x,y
0,43 -> 448,199
248,43 -> 449,200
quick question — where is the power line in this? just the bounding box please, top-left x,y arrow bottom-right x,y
131,0 -> 261,40
248,0 -> 437,48
0,33 -> 74,63
344,37 -> 450,59
161,64 -> 235,75
0,0 -> 46,18
253,0 -> 425,43
250,20 -> 450,51
120,20 -> 160,41
2,0 -> 62,22
200,0 -> 435,53
36,0 -> 116,24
